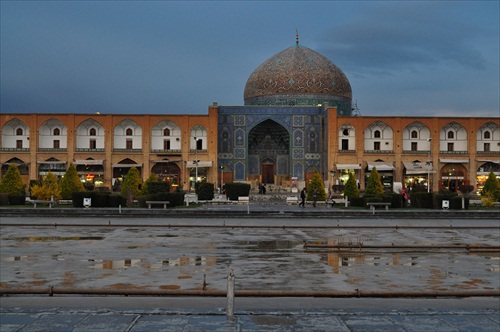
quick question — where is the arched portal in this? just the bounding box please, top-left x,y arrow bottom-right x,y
248,119 -> 290,184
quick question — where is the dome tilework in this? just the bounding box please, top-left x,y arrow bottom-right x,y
244,45 -> 352,113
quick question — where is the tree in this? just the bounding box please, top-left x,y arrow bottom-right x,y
120,167 -> 142,205
140,173 -> 158,196
365,167 -> 384,195
307,171 -> 326,201
0,164 -> 25,195
60,163 -> 85,199
481,171 -> 499,196
343,172 -> 360,198
30,172 -> 61,200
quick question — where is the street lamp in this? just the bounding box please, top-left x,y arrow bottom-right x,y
194,137 -> 201,189
427,138 -> 432,193
220,165 -> 224,193
330,170 -> 336,191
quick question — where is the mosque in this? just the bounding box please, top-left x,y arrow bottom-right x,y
1,36 -> 499,195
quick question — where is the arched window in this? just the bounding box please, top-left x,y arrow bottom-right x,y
163,128 -> 170,136
89,128 -> 96,136
374,130 -> 381,138
53,128 -> 60,136
411,130 -> 418,139
484,131 -> 491,139
343,129 -> 349,136
126,128 -> 133,136
16,128 -> 23,136
447,131 -> 454,139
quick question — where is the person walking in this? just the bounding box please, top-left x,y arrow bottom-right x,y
312,188 -> 317,207
299,188 -> 306,207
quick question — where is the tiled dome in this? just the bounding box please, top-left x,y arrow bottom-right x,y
244,44 -> 352,115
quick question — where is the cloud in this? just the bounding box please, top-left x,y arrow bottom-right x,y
317,2 -> 490,76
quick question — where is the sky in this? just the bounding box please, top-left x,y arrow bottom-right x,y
1,1 -> 499,117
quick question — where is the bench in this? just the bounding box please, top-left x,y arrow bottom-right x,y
32,200 -> 55,208
146,201 -> 170,209
238,196 -> 250,204
366,202 -> 391,213
184,193 -> 198,206
286,196 -> 298,204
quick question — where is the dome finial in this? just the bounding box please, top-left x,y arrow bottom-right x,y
296,29 -> 299,45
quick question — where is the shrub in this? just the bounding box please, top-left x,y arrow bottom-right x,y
225,182 -> 251,201
147,182 -> 171,194
365,167 -> 384,195
307,172 -> 326,201
0,193 -> 9,205
8,195 -> 26,205
450,196 -> 469,209
30,172 -> 61,201
433,193 -> 458,209
120,167 -> 142,205
72,192 -> 93,208
60,163 -> 85,199
410,192 -> 433,208
0,164 -> 26,196
137,192 -> 185,207
343,172 -> 360,199
197,182 -> 214,200
350,196 -> 365,207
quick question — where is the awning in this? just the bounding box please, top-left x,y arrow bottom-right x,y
151,160 -> 182,163
367,162 -> 394,171
186,161 -> 213,167
336,163 -> 361,170
74,159 -> 104,165
403,161 -> 436,175
477,159 -> 500,164
440,158 -> 469,164
112,164 -> 142,168
37,161 -> 66,164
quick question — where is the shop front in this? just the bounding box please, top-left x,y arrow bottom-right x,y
151,161 -> 181,191
186,161 -> 212,191
112,160 -> 142,191
403,161 -> 435,192
476,160 -> 500,194
440,159 -> 468,192
366,161 -> 394,192
74,159 -> 105,190
335,164 -> 361,193
37,159 -> 66,179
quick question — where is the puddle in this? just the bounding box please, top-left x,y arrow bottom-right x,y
7,236 -> 104,242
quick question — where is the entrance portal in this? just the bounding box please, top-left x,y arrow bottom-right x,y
248,119 -> 290,183
261,163 -> 275,184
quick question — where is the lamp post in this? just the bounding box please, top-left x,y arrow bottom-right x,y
220,165 -> 224,193
194,137 -> 201,189
330,170 -> 336,192
427,138 -> 432,193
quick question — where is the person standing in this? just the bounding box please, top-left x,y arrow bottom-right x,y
299,188 -> 306,207
312,188 -> 317,207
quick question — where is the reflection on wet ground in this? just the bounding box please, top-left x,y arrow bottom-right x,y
1,225 -> 499,293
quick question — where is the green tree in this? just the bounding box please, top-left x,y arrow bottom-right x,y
140,173 -> 158,196
343,172 -> 360,198
307,171 -> 326,201
365,167 -> 384,195
0,164 -> 25,195
481,171 -> 499,196
30,172 -> 61,200
60,163 -> 85,199
121,167 -> 142,205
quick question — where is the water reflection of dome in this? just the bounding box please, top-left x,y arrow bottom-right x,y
244,42 -> 352,115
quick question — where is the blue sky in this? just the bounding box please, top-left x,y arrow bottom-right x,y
1,1 -> 499,117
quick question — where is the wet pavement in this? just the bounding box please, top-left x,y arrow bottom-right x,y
1,205 -> 499,331
1,296 -> 499,331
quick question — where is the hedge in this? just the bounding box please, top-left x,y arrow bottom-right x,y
8,194 -> 26,206
72,191 -> 122,207
137,192 -> 185,208
224,182 -> 251,201
0,193 -> 9,206
196,182 -> 214,201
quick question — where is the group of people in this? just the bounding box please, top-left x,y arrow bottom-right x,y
299,187 -> 319,207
